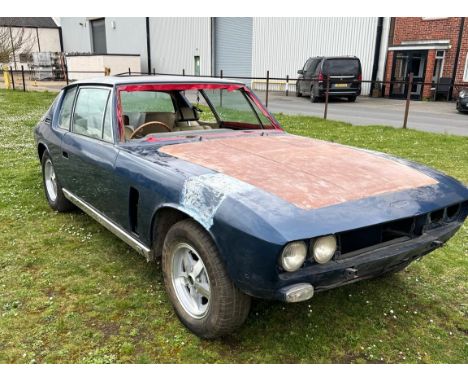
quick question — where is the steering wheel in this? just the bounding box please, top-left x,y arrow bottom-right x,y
129,121 -> 171,139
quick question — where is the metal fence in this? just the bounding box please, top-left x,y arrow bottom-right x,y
1,66 -> 466,130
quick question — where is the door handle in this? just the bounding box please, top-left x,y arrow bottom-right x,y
62,151 -> 69,159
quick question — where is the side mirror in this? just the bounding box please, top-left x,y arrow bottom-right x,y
297,69 -> 304,75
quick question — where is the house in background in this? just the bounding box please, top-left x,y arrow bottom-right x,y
0,17 -> 62,70
384,17 -> 467,100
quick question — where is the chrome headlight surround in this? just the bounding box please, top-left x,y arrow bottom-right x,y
279,241 -> 308,272
311,235 -> 337,264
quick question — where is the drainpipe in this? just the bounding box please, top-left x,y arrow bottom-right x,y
58,26 -> 64,52
370,17 -> 384,96
146,17 -> 151,74
35,27 -> 41,52
211,17 -> 216,76
450,17 -> 465,100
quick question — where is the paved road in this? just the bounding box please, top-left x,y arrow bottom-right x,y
262,93 -> 468,136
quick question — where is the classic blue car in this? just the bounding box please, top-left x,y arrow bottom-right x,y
35,75 -> 468,338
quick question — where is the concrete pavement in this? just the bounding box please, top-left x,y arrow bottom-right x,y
262,93 -> 468,136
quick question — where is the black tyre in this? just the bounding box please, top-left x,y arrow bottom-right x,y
41,151 -> 74,212
162,219 -> 251,338
310,87 -> 320,103
295,81 -> 302,97
348,95 -> 357,102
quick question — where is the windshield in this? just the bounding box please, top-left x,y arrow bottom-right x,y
118,84 -> 276,140
323,59 -> 360,75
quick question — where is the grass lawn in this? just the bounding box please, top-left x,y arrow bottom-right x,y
0,89 -> 467,364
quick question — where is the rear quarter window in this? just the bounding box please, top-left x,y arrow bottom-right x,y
57,87 -> 77,130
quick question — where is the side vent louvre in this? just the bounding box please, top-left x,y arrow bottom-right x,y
129,187 -> 140,234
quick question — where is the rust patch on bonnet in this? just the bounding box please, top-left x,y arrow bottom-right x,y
160,135 -> 438,209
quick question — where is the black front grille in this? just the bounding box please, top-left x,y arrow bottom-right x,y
337,202 -> 465,258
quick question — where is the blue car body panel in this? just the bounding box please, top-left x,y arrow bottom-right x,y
34,76 -> 468,300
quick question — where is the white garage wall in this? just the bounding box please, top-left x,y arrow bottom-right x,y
105,18 -> 147,72
149,17 -> 211,76
60,17 -> 92,53
252,17 -> 380,94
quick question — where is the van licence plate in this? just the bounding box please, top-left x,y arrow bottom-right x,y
334,83 -> 348,88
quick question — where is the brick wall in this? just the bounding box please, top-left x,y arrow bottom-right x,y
391,17 -> 462,81
454,19 -> 468,87
422,50 -> 436,98
385,17 -> 467,98
384,50 -> 393,96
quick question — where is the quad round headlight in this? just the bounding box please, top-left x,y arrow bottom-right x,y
280,241 -> 308,272
312,235 -> 337,264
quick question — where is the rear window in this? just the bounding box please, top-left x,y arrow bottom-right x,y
121,91 -> 175,113
323,59 -> 360,75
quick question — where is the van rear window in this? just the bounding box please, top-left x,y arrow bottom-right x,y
323,59 -> 360,75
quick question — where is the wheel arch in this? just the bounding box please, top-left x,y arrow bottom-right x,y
149,204 -> 230,266
150,205 -> 209,261
37,142 -> 48,161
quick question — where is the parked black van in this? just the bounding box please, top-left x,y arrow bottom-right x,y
296,56 -> 362,102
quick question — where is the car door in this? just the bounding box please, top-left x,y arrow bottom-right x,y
61,86 -> 120,220
46,86 -> 77,187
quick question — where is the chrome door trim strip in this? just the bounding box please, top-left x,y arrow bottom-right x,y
62,188 -> 151,258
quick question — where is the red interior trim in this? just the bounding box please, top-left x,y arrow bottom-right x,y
243,87 -> 282,130
116,82 -> 283,141
118,83 -> 243,92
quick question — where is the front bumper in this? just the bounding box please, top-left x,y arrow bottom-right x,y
275,220 -> 462,302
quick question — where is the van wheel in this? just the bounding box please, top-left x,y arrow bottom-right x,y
310,87 -> 320,103
162,219 -> 251,339
295,81 -> 302,97
348,96 -> 357,102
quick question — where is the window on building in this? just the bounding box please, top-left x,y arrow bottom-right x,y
19,53 -> 32,63
194,56 -> 200,76
91,18 -> 107,54
464,55 -> 468,82
432,50 -> 445,83
421,17 -> 449,21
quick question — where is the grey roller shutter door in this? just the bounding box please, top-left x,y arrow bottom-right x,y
214,17 -> 252,79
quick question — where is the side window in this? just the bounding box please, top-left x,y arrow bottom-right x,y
72,88 -> 110,140
303,59 -> 311,72
309,59 -> 319,74
102,96 -> 113,142
57,87 -> 77,130
314,60 -> 323,75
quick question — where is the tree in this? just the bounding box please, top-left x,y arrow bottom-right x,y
0,26 -> 35,67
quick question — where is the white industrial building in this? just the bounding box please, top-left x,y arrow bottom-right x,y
59,17 -> 390,95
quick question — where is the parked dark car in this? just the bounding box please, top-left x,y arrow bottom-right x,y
456,88 -> 468,113
35,75 -> 468,338
296,56 -> 362,102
